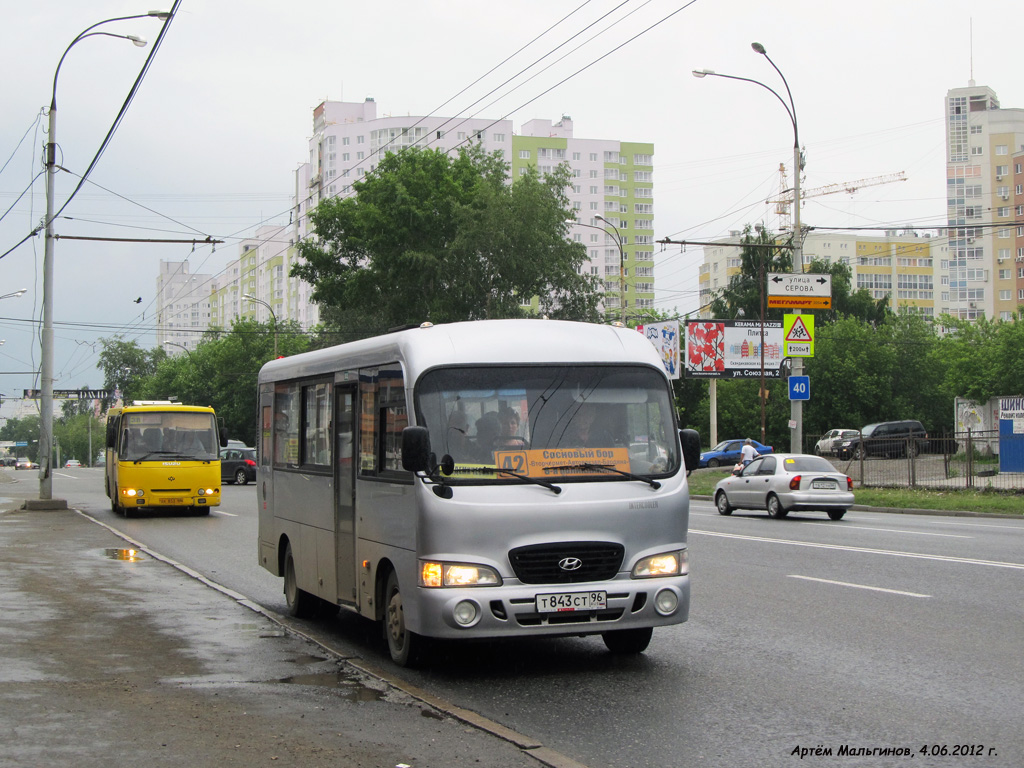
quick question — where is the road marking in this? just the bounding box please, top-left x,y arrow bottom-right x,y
690,528 -> 1024,571
803,522 -> 971,538
788,574 -> 930,598
214,510 -> 238,517
931,519 -> 1024,532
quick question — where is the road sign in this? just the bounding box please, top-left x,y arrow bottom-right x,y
789,376 -> 810,401
783,314 -> 814,357
767,273 -> 832,309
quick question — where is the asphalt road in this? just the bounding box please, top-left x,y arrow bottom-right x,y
45,467 -> 1024,767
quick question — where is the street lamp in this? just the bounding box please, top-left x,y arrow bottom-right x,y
1,289 -> 28,301
243,294 -> 278,358
164,340 -> 197,366
37,11 -> 170,504
571,217 -> 626,323
693,42 -> 805,453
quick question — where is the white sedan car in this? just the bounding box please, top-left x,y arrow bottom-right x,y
814,428 -> 857,456
714,453 -> 854,520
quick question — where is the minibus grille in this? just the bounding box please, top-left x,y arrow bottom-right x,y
509,542 -> 624,584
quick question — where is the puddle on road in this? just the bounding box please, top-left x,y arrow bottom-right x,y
104,548 -> 145,562
274,669 -> 385,702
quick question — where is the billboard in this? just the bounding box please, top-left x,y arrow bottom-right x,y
684,320 -> 787,379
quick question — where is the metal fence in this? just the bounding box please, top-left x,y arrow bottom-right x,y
813,429 -> 1024,492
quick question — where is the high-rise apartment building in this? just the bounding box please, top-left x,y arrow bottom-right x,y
945,83 -> 1024,321
158,99 -> 655,352
699,81 -> 1024,321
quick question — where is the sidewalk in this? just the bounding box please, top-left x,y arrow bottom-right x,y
0,472 -> 560,768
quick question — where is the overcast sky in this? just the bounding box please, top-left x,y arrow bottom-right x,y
1,0 -> 1020,403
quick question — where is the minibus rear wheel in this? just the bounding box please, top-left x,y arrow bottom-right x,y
602,627 -> 653,654
384,570 -> 424,667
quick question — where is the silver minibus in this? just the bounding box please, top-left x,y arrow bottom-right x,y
256,319 -> 700,665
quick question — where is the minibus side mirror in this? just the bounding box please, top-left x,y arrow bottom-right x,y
401,426 -> 431,473
680,428 -> 701,474
219,426 -> 229,448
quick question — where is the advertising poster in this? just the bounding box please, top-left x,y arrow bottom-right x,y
684,320 -> 786,379
639,320 -> 680,380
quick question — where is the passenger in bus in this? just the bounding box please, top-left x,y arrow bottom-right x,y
473,412 -> 501,461
565,404 -> 614,448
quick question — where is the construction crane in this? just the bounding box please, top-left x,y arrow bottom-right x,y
767,163 -> 907,230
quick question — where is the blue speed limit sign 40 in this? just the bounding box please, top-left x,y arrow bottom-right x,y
789,376 -> 810,401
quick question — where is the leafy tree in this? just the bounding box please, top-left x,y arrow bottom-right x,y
53,412 -> 104,466
0,414 -> 41,462
97,338 -> 160,406
136,318 -> 311,446
803,257 -> 889,325
936,313 -> 1024,406
709,225 -> 790,323
292,144 -> 602,335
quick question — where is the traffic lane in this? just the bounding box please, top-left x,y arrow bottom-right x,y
61,475 -> 1024,766
689,499 -> 1024,563
387,527 -> 1023,768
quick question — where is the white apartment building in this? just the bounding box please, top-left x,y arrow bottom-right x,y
158,98 -> 654,349
945,83 -> 1024,321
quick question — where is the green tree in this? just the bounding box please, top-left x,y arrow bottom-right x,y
709,225 -> 791,323
137,318 -> 311,446
292,144 -> 602,334
53,412 -> 104,466
0,414 -> 41,462
97,338 -> 160,406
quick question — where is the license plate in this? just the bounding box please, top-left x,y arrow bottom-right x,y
536,591 -> 607,613
159,498 -> 184,505
811,480 -> 836,489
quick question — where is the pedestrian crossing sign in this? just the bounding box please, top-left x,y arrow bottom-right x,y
783,314 -> 814,357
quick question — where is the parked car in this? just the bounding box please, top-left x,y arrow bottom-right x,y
221,447 -> 256,485
64,459 -> 82,468
814,428 -> 857,456
15,457 -> 38,470
714,453 -> 854,520
837,420 -> 929,460
699,439 -> 773,468
1,456 -> 16,467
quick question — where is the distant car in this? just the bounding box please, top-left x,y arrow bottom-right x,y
1,456 -> 16,467
837,420 -> 929,460
221,447 -> 256,485
15,457 -> 38,470
64,459 -> 82,468
699,439 -> 773,468
714,453 -> 854,520
814,429 -> 857,456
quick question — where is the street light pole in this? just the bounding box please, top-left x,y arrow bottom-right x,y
38,12 -> 168,504
243,294 -> 278,358
572,217 -> 626,323
693,43 -> 805,453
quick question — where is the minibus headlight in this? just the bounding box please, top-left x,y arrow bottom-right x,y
420,561 -> 502,588
124,488 -> 138,497
632,550 -> 687,578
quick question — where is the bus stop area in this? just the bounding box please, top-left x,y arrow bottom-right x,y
0,472 -> 558,768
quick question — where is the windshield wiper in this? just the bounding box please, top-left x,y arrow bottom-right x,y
443,465 -> 562,495
545,463 -> 661,490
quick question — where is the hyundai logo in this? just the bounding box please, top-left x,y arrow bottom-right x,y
558,557 -> 583,571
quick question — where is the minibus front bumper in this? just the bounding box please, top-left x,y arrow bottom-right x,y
413,573 -> 690,640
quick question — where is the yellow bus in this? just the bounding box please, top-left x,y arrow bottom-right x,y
104,401 -> 227,517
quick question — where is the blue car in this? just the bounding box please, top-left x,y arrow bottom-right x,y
699,439 -> 773,468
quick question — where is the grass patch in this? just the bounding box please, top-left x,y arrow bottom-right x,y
686,468 -> 1023,516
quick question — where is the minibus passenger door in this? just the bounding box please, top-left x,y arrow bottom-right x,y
335,385 -> 357,607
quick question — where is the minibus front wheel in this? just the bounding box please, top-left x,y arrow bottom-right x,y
384,570 -> 425,667
602,626 -> 653,654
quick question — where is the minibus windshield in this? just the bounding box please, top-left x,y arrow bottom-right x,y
118,411 -> 219,462
415,364 -> 679,481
